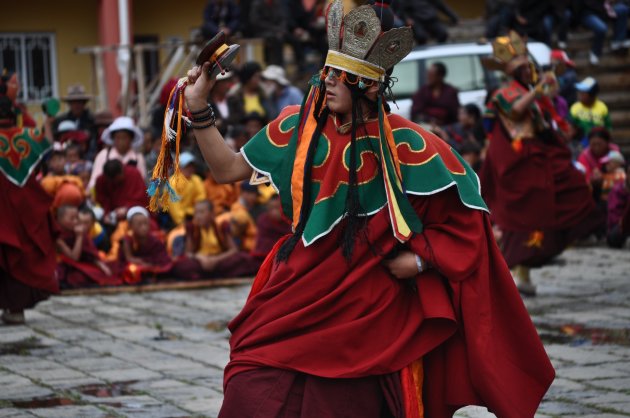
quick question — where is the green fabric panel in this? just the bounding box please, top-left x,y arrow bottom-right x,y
241,109 -> 488,245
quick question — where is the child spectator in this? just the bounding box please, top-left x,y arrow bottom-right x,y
55,205 -> 119,288
78,206 -> 108,251
576,127 -> 621,190
601,150 -> 627,201
40,150 -> 86,211
95,159 -> 149,226
570,77 -> 611,145
169,152 -> 207,225
55,120 -> 90,148
89,116 -> 146,190
607,166 -> 630,248
117,206 -> 173,284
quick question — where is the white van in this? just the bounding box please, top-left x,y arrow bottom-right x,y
389,42 -> 552,119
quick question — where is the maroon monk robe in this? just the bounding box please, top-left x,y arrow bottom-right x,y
410,83 -> 460,126
222,188 -> 554,418
251,211 -> 292,258
0,175 -> 58,310
116,234 -> 173,283
480,118 -> 604,268
57,230 -> 122,288
94,165 -> 149,215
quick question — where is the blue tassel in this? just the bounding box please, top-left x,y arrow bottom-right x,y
164,181 -> 181,202
147,179 -> 160,197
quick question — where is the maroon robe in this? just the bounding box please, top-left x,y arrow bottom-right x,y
116,234 -> 173,283
251,211 -> 292,258
94,165 -> 149,215
57,230 -> 121,288
480,84 -> 604,268
0,175 -> 58,310
222,188 -> 554,418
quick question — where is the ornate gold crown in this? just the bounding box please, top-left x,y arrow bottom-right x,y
324,0 -> 414,81
482,30 -> 530,74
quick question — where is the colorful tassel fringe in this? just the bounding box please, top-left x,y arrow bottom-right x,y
147,77 -> 189,212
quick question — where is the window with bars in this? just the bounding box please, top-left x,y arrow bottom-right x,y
0,33 -> 58,102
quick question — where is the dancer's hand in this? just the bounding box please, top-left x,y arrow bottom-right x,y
185,62 -> 217,111
383,251 -> 420,279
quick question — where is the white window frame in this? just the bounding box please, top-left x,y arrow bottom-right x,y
0,32 -> 59,103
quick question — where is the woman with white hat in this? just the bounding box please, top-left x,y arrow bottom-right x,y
88,116 -> 146,190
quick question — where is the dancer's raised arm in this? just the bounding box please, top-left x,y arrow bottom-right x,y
184,62 -> 252,183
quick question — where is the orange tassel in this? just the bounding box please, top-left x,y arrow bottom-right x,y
525,230 -> 544,248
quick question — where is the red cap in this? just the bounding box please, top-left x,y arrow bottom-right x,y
550,49 -> 575,68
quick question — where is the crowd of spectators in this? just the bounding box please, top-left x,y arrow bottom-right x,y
11,0 -> 630,290
40,60 -> 304,288
484,0 -> 630,64
409,51 -> 629,248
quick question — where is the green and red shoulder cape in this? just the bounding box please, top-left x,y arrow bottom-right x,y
241,105 -> 488,245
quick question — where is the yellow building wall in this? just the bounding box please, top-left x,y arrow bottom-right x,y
0,0 -> 98,119
132,0 -> 206,47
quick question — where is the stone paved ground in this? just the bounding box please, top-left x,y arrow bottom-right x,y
1,246 -> 629,417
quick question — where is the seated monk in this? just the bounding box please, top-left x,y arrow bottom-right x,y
95,159 -> 148,226
204,170 -> 238,215
216,182 -> 260,251
40,150 -> 86,211
78,206 -> 108,252
55,205 -> 121,288
251,194 -> 291,259
117,206 -> 173,284
172,200 -> 258,279
168,152 -> 207,225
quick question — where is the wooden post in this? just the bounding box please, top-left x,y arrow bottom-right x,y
134,45 -> 148,127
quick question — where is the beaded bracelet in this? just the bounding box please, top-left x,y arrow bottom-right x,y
190,106 -> 214,120
191,120 -> 217,130
191,111 -> 215,123
189,105 -> 212,115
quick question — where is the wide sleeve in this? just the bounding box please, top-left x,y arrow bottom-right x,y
407,187 -> 486,282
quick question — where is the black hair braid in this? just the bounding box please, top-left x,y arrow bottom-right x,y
276,86 -> 329,262
340,87 -> 367,261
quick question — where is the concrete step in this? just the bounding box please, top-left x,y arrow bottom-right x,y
573,54 -> 630,73
599,92 -> 630,110
590,72 -> 630,90
611,110 -> 630,127
613,127 -> 630,140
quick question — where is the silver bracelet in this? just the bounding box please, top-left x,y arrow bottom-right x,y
415,254 -> 424,273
